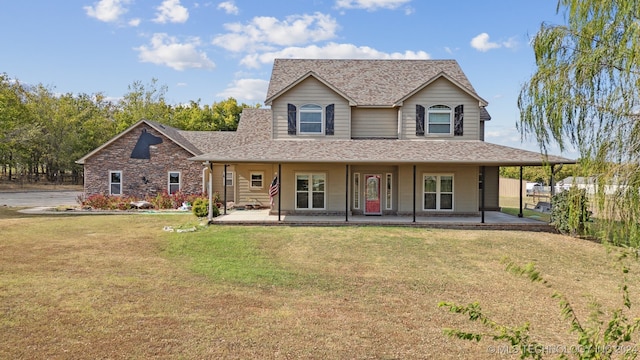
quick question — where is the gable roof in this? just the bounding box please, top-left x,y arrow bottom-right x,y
265,59 -> 487,107
190,110 -> 573,166
76,119 -> 206,164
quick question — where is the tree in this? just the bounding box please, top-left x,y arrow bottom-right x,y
0,74 -> 32,181
441,2 -> 640,356
113,79 -> 172,132
518,0 -> 640,246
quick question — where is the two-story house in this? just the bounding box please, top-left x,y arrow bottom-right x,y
192,59 -> 572,217
78,59 -> 572,218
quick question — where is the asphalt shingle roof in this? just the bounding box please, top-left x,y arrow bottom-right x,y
265,59 -> 486,106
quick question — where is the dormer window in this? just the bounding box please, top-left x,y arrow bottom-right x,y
428,105 -> 452,134
299,104 -> 323,134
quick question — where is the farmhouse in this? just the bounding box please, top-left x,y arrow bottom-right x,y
78,59 -> 573,219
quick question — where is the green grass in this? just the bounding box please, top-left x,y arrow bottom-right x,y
501,206 -> 551,222
166,226 -> 305,287
2,208 -> 640,359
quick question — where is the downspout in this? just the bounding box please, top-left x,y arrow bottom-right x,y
481,166 -> 486,224
519,166 -> 524,218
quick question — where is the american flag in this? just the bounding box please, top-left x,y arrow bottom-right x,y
269,176 -> 279,206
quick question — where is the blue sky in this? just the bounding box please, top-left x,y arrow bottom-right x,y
2,0 -> 568,155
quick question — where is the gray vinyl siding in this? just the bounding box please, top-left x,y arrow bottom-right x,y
397,164 -> 479,215
481,166 -> 500,210
271,77 -> 351,139
216,165 -> 235,202
278,163 -> 347,214
401,77 -> 480,140
351,108 -> 398,138
235,164 -> 277,208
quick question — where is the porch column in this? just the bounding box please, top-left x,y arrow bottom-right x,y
223,164 -> 228,215
207,162 -> 214,223
345,164 -> 349,222
412,165 -> 416,223
519,166 -> 524,218
278,163 -> 282,222
481,166 -> 486,224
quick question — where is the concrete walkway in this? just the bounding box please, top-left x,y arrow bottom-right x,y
212,209 -> 555,232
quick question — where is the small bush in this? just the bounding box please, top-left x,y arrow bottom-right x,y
192,196 -> 220,218
551,187 -> 591,236
192,198 -> 208,217
149,191 -> 174,209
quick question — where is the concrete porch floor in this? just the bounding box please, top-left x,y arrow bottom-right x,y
211,209 -> 555,232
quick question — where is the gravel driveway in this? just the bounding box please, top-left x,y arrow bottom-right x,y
0,191 -> 82,207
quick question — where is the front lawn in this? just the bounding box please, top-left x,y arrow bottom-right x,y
1,209 -> 638,359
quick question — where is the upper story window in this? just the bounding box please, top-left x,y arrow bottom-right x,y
428,105 -> 452,134
288,103 -> 335,136
299,104 -> 323,134
416,104 -> 463,137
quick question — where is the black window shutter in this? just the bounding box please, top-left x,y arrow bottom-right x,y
287,103 -> 297,135
325,104 -> 335,135
454,105 -> 464,136
416,105 -> 425,136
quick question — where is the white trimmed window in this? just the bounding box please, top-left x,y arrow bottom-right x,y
428,105 -> 452,134
423,174 -> 454,210
109,171 -> 122,196
299,104 -> 323,134
296,173 -> 326,209
168,171 -> 181,194
225,171 -> 234,187
385,173 -> 393,210
353,173 -> 360,209
250,172 -> 264,189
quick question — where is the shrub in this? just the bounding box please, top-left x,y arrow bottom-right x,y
81,194 -> 136,210
192,196 -> 220,218
192,198 -> 208,217
149,191 -> 174,209
551,187 -> 591,236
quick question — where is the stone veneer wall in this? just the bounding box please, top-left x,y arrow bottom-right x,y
83,123 -> 203,198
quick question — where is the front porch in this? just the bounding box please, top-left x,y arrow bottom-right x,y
211,209 -> 555,232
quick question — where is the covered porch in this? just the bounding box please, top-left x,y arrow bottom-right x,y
210,208 -> 555,232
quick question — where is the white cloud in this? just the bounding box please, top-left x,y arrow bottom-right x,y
444,46 -> 459,55
135,33 -> 215,71
217,1 -> 239,15
212,12 -> 339,52
240,42 -> 430,68
84,0 -> 129,22
216,78 -> 269,103
128,18 -> 141,27
335,0 -> 411,10
153,0 -> 189,24
470,33 -> 518,52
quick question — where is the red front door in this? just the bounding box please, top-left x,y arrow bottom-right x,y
365,174 -> 381,215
